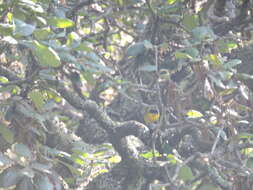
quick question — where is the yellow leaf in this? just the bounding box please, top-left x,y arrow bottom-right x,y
186,110 -> 203,118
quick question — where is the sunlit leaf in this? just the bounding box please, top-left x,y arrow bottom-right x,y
0,153 -> 13,167
0,23 -> 13,35
2,36 -> 18,44
66,32 -> 81,48
72,156 -> 86,166
217,39 -> 238,53
167,154 -> 177,164
33,40 -> 61,67
108,155 -> 121,163
238,132 -> 253,139
186,110 -> 203,118
208,54 -> 222,65
242,148 -> 253,156
18,0 -> 44,13
140,151 -> 160,159
0,76 -> 8,83
167,0 -> 178,4
48,17 -> 74,28
7,12 -> 13,22
219,88 -> 236,96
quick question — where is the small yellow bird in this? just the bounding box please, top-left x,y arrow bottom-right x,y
144,108 -> 160,125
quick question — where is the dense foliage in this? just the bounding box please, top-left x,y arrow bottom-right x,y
1,0 -> 253,189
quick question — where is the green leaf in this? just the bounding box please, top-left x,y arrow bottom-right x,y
67,32 -> 81,48
28,90 -> 45,111
217,39 -> 238,53
125,42 -> 145,57
0,167 -> 23,188
13,18 -> 35,36
218,71 -> 233,80
236,73 -> 253,80
0,76 -> 8,83
192,26 -> 216,42
74,42 -> 93,52
81,71 -> 96,86
174,51 -> 192,59
35,175 -> 54,190
208,54 -> 222,65
198,184 -> 219,190
167,0 -> 178,4
0,23 -> 13,35
182,14 -> 199,30
48,17 -> 75,28
186,110 -> 203,118
143,40 -> 153,49
167,154 -> 177,164
57,159 -> 82,176
0,123 -> 14,144
138,64 -> 157,72
178,166 -> 194,181
208,74 -> 226,89
83,52 -> 113,72
223,59 -> 241,69
33,40 -> 61,67
72,155 -> 86,166
247,158 -> 253,168
59,52 -> 77,62
184,47 -> 199,59
31,162 -> 52,173
140,151 -> 160,159
15,102 -> 47,130
219,88 -> 237,96
15,177 -> 34,190
33,28 -> 52,40
238,133 -> 253,140
44,89 -> 62,103
13,143 -> 33,159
